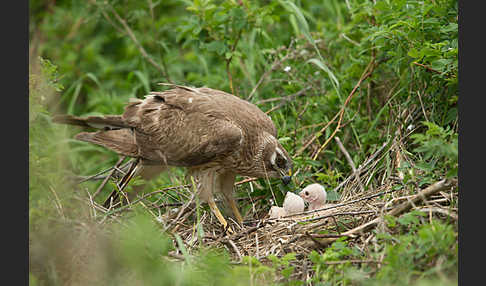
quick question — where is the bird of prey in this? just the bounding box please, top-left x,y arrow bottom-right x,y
53,84 -> 293,233
299,183 -> 327,211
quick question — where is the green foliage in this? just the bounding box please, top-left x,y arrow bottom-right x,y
372,220 -> 458,285
309,238 -> 365,285
30,0 -> 457,285
306,219 -> 457,286
29,57 -> 74,224
411,121 -> 458,178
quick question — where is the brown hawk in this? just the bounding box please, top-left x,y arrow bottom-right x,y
54,84 -> 293,232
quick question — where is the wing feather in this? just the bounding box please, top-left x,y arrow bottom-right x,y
56,86 -> 273,168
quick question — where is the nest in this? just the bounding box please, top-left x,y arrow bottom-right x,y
154,179 -> 456,264
82,173 -> 457,266
77,138 -> 457,281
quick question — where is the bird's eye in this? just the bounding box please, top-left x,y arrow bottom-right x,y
275,156 -> 286,168
305,191 -> 309,195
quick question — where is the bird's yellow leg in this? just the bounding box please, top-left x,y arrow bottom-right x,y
226,198 -> 243,226
217,171 -> 243,226
207,199 -> 234,234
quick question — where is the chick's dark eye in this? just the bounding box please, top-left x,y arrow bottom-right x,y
305,191 -> 309,195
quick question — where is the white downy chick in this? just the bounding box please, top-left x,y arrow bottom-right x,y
282,191 -> 305,215
299,183 -> 327,211
268,206 -> 287,219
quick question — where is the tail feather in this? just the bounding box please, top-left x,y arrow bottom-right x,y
52,114 -> 129,130
75,129 -> 139,157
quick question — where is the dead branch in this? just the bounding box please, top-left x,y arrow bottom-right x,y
307,179 -> 456,248
92,156 -> 126,199
310,55 -> 378,161
335,136 -> 364,192
247,40 -> 296,100
264,87 -> 312,114
89,0 -> 172,82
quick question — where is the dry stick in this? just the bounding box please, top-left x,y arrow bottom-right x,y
330,140 -> 390,194
105,4 -> 172,83
255,232 -> 260,259
321,260 -> 383,265
295,57 -> 377,160
301,210 -> 388,226
335,136 -> 365,192
256,87 -> 311,105
99,180 -> 265,217
261,185 -> 398,223
157,195 -> 266,209
164,190 -> 197,232
226,29 -> 243,96
265,87 -> 312,114
305,231 -> 326,248
412,62 -> 442,75
92,156 -> 126,199
417,90 -> 429,122
103,158 -> 140,208
93,1 -> 125,35
247,40 -> 295,100
310,179 -> 455,247
77,159 -> 132,183
414,207 -> 458,221
296,121 -> 329,132
295,109 -> 341,157
226,240 -> 243,262
311,56 -> 377,161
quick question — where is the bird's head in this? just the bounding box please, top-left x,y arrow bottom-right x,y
261,135 -> 293,185
299,183 -> 327,204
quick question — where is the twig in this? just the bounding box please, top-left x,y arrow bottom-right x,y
226,29 -> 243,96
305,231 -> 326,248
330,140 -> 390,193
294,109 -> 341,157
417,90 -> 429,122
76,159 -> 133,183
262,185 -> 398,221
309,179 -> 456,247
311,56 -> 377,161
92,156 -> 126,199
167,251 -> 186,261
103,158 -> 140,208
320,260 -> 383,265
264,87 -> 312,114
413,62 -> 442,74
255,232 -> 260,259
226,240 -> 243,263
247,40 -> 295,100
414,206 -> 458,221
335,137 -> 364,192
165,190 -> 197,231
91,1 -> 172,82
255,88 -> 311,105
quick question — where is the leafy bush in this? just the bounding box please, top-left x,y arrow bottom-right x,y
30,0 -> 457,285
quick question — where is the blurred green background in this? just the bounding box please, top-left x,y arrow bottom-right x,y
29,0 -> 458,285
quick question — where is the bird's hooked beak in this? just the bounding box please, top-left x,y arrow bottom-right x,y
281,168 -> 292,185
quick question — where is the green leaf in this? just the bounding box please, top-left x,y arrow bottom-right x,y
205,41 -> 227,55
281,266 -> 295,278
307,58 -> 340,91
326,190 -> 340,201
